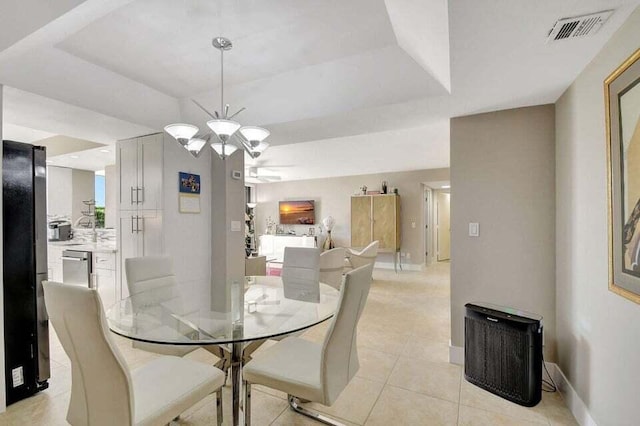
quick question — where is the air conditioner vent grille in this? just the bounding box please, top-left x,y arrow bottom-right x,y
547,10 -> 613,43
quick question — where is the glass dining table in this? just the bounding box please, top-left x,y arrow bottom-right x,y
106,276 -> 340,426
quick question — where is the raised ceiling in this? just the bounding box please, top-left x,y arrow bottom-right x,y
1,0 -> 639,180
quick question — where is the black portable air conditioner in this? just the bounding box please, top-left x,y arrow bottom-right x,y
464,302 -> 543,407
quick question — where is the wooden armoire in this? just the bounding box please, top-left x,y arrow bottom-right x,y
350,194 -> 401,254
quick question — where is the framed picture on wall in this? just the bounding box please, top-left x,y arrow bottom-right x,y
605,47 -> 640,304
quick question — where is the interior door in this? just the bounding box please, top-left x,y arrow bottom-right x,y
351,196 -> 372,248
372,195 -> 397,250
118,139 -> 138,210
437,192 -> 450,261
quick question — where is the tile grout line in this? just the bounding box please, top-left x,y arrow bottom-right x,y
361,354 -> 401,425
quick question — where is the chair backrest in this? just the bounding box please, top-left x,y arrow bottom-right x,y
125,256 -> 177,304
350,240 -> 379,269
245,255 -> 267,276
43,281 -> 133,425
282,247 -> 320,286
320,264 -> 373,405
320,247 -> 346,290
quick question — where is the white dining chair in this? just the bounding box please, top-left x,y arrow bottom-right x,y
125,256 -> 234,383
243,264 -> 374,426
345,240 -> 379,271
43,281 -> 225,426
125,256 -> 198,357
281,246 -> 321,287
319,247 -> 346,290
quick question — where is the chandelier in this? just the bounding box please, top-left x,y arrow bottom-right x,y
164,37 -> 270,160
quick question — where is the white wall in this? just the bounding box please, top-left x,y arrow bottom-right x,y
0,83 -> 6,412
161,135 -> 211,294
555,7 -> 640,425
450,105 -> 557,359
46,166 -> 72,219
255,168 -> 449,268
104,165 -> 116,228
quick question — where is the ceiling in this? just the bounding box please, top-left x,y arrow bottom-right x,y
1,0 -> 639,180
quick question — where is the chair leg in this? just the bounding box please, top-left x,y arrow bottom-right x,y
288,395 -> 346,426
244,381 -> 251,426
216,389 -> 223,426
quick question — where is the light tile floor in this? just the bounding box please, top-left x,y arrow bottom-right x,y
0,263 -> 578,425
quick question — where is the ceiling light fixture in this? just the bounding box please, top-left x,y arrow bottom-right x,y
70,155 -> 80,159
99,149 -> 111,153
164,37 -> 270,160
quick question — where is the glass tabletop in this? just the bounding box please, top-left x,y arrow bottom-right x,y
106,276 -> 340,345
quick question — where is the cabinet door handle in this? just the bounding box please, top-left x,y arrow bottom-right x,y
137,216 -> 144,233
137,187 -> 144,204
131,216 -> 136,233
130,187 -> 136,204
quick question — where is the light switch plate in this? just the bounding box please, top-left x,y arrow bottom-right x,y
231,221 -> 242,232
231,170 -> 242,180
469,222 -> 479,237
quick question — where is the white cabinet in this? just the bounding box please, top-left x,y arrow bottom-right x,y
47,245 -> 64,282
92,251 -> 117,310
258,235 -> 317,261
118,209 -> 163,299
118,134 -> 163,211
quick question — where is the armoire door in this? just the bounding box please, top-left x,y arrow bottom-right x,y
372,195 -> 398,250
351,196 -> 372,248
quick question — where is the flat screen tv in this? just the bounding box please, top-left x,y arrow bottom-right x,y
279,200 -> 315,225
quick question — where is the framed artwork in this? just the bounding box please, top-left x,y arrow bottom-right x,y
179,172 -> 201,194
605,47 -> 640,303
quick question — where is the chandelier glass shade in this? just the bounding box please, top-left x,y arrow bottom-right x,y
239,126 -> 270,147
164,37 -> 270,160
164,124 -> 199,147
207,119 -> 242,141
211,141 -> 238,158
185,137 -> 208,157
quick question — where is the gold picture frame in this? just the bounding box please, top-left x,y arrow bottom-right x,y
605,47 -> 640,304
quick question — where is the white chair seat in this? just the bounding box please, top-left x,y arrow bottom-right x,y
133,356 -> 225,426
243,337 -> 322,402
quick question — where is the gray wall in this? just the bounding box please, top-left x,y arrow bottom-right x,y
255,168 -> 449,267
555,7 -> 640,425
71,169 -> 95,224
450,105 -> 556,359
47,166 -> 73,219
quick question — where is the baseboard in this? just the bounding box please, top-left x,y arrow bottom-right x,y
547,363 -> 598,426
449,346 -> 596,425
373,261 -> 424,271
449,344 -> 464,365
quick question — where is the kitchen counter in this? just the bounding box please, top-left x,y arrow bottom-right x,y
47,241 -> 117,253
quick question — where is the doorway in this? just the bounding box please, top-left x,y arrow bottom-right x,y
436,191 -> 450,261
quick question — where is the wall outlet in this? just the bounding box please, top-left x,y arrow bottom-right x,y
230,221 -> 242,232
469,222 -> 479,237
411,221 -> 416,229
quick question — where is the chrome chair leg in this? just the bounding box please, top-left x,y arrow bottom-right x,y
288,395 -> 346,426
216,389 -> 223,426
244,381 -> 251,426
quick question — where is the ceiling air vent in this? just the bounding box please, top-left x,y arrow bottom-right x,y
546,10 -> 613,43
